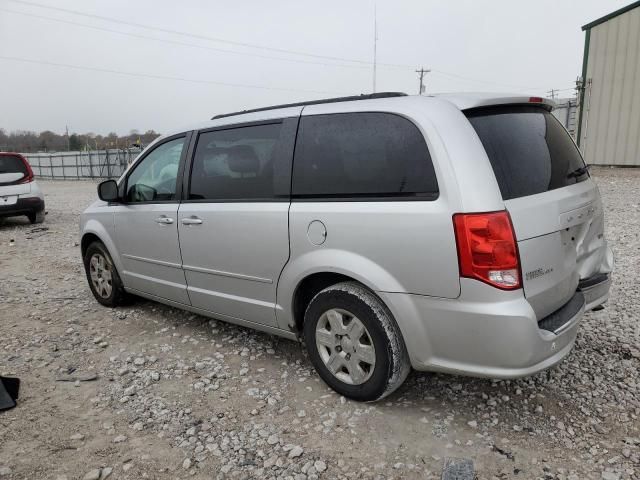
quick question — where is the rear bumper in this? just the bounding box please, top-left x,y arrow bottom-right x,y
379,279 -> 589,379
0,196 -> 45,218
579,273 -> 611,310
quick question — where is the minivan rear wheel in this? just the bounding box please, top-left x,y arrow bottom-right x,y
83,241 -> 129,307
303,282 -> 410,402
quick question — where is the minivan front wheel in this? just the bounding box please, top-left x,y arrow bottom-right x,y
83,241 -> 128,307
303,282 -> 410,402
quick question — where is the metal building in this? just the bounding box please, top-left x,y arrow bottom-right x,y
578,1 -> 640,166
552,98 -> 578,139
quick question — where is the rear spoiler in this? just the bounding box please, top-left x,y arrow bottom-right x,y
435,94 -> 556,112
463,96 -> 555,112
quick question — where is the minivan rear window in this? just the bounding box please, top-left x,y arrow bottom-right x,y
466,106 -> 588,200
292,112 -> 438,199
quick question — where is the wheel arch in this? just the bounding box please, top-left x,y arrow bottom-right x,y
80,232 -> 102,257
291,272 -> 355,334
277,249 -> 407,335
80,220 -> 124,276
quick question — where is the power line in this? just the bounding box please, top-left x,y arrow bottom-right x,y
5,0 -> 410,69
430,69 -> 547,91
0,55 -> 349,95
0,7 -> 371,71
524,86 -> 576,96
4,0 -> 568,92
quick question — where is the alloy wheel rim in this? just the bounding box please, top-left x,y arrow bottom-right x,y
315,308 -> 376,385
89,253 -> 113,299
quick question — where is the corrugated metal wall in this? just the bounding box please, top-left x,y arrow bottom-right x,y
552,98 -> 578,139
579,6 -> 640,165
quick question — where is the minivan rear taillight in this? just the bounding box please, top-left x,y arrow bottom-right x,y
453,211 -> 521,290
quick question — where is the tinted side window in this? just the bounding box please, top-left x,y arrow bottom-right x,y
466,106 -> 587,200
189,123 -> 283,201
126,137 -> 186,202
292,113 -> 438,198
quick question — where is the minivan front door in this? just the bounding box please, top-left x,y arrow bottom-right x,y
177,120 -> 297,327
114,135 -> 191,305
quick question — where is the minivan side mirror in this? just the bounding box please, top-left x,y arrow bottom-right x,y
97,179 -> 120,202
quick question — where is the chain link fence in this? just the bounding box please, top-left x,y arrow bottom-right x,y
23,149 -> 141,180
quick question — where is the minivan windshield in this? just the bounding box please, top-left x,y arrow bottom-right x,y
466,106 -> 587,200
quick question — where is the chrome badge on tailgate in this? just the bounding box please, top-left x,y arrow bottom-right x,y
559,203 -> 598,229
525,267 -> 554,281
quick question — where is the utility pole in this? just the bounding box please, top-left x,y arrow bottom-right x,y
574,77 -> 584,100
547,89 -> 557,100
416,67 -> 430,95
372,2 -> 377,93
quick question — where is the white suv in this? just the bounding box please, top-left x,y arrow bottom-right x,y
80,92 -> 613,401
0,153 -> 45,224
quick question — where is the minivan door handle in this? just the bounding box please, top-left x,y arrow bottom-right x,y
181,216 -> 203,225
155,216 -> 174,225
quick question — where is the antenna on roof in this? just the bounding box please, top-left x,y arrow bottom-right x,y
372,2 -> 378,93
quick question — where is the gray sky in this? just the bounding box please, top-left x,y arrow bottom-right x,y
0,0 -> 631,135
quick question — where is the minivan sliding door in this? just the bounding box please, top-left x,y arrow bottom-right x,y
177,118 -> 298,327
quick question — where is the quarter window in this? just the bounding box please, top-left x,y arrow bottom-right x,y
292,113 -> 438,198
189,123 -> 283,201
125,137 -> 186,202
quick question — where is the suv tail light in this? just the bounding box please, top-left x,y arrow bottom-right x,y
453,211 -> 521,290
18,154 -> 35,184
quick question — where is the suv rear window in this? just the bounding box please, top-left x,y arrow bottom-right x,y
0,155 -> 28,175
292,112 -> 438,199
0,154 -> 29,185
466,106 -> 587,200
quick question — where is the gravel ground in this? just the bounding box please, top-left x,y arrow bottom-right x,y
0,167 -> 638,480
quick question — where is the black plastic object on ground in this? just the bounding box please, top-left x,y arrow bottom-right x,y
0,376 -> 20,411
442,457 -> 475,480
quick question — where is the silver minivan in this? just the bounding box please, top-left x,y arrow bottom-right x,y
80,92 -> 613,401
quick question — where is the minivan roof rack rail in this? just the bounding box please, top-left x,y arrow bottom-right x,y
211,92 -> 408,120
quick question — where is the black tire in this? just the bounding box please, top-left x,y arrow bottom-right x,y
27,211 -> 45,224
303,281 -> 411,402
83,241 -> 129,307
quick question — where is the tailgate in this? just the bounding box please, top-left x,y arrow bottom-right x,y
466,105 -> 612,319
0,181 -> 31,196
508,182 -> 610,318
